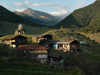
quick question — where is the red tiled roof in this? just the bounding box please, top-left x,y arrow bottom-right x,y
17,45 -> 49,51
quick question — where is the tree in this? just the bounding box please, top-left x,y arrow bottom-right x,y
60,26 -> 64,29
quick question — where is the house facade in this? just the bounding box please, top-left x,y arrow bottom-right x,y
32,34 -> 52,43
1,35 -> 27,49
44,40 -> 80,52
17,45 -> 49,63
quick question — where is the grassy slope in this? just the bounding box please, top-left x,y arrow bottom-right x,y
44,28 -> 76,40
79,32 -> 100,43
0,21 -> 51,35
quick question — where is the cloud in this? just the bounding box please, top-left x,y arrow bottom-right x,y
25,1 -> 60,6
32,3 -> 60,6
25,1 -> 30,5
48,10 -> 68,16
74,2 -> 84,8
15,9 -> 25,12
14,2 -> 27,7
0,2 -> 12,8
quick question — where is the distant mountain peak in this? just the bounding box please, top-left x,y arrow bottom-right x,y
14,8 -> 60,26
26,8 -> 33,11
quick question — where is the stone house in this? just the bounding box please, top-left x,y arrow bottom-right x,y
1,35 -> 27,49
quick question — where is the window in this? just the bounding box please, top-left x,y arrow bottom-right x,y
24,51 -> 26,53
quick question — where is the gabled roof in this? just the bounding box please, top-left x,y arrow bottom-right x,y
1,35 -> 26,41
45,39 -> 79,44
32,34 -> 52,38
17,45 -> 49,51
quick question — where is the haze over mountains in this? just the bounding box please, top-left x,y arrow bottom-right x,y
14,8 -> 60,26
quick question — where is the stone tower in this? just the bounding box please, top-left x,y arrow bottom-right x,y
15,23 -> 27,35
18,24 -> 23,30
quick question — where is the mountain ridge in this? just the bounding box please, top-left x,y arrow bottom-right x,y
0,5 -> 46,27
14,8 -> 60,26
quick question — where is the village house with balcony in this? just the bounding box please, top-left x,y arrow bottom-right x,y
44,40 -> 80,52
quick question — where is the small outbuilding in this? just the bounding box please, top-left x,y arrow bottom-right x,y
48,53 -> 61,63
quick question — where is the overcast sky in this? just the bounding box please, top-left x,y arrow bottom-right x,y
0,0 -> 96,17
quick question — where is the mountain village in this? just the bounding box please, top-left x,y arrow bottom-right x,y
0,24 -> 80,64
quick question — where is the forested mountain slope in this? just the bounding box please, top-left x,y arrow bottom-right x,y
54,0 -> 100,33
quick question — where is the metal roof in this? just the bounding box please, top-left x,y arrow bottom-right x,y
37,55 -> 47,59
44,39 -> 78,44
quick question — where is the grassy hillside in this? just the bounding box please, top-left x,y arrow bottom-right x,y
44,28 -> 75,40
79,32 -> 100,43
0,21 -> 51,35
44,28 -> 89,42
54,0 -> 100,33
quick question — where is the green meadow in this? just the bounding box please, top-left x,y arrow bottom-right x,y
0,21 -> 51,35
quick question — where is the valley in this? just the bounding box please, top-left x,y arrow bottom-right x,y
0,0 -> 100,75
